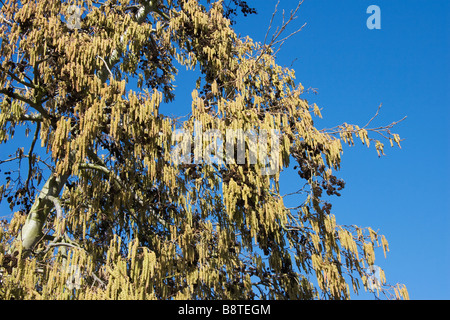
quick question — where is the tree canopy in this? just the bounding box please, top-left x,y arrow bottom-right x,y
0,0 -> 408,300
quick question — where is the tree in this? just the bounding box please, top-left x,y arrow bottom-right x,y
221,0 -> 257,24
0,0 -> 408,300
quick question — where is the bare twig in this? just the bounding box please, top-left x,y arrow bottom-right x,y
265,0 -> 305,55
239,0 -> 305,83
282,183 -> 309,199
363,103 -> 382,129
319,102 -> 407,141
263,0 -> 280,47
272,23 -> 306,56
0,153 -> 53,171
0,156 -> 20,165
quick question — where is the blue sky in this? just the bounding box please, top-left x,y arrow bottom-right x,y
225,0 -> 449,299
164,0 -> 449,299
1,0 -> 448,300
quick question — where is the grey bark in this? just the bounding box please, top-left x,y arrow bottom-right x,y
16,172 -> 70,253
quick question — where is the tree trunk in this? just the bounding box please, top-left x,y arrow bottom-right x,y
15,172 -> 70,253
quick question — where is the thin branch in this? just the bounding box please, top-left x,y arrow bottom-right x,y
240,0 -> 305,82
97,55 -> 114,80
321,117 -> 407,136
282,183 -> 309,198
361,103 -> 382,129
0,88 -> 52,120
24,122 -> 40,192
265,0 -> 305,53
0,153 -> 53,171
272,23 -> 306,56
263,0 -> 280,46
91,271 -> 106,288
78,162 -> 123,190
7,70 -> 35,89
39,236 -> 107,289
0,13 -> 13,26
46,242 -> 78,250
365,117 -> 408,132
0,156 -> 20,165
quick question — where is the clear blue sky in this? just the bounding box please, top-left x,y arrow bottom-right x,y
164,0 -> 450,299
225,0 -> 449,299
1,0 -> 448,300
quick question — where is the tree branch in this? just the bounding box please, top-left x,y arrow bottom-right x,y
0,13 -> 13,26
24,122 -> 40,193
7,70 -> 35,89
0,88 -> 52,120
45,195 -> 63,220
80,150 -> 170,229
78,162 -> 124,190
97,1 -> 158,83
97,56 -> 114,80
12,172 -> 70,254
263,0 -> 305,56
